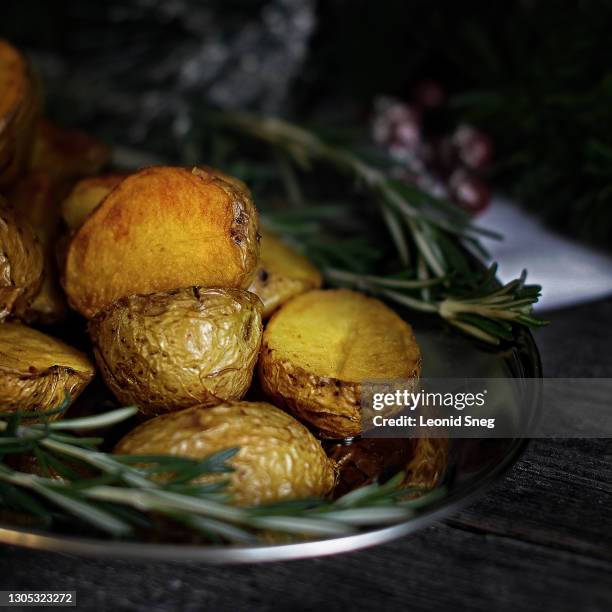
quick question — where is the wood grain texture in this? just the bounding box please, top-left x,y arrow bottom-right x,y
0,298 -> 611,611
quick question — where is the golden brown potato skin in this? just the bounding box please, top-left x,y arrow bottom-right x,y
0,40 -> 41,189
60,169 -> 240,234
0,323 -> 95,419
248,230 -> 322,319
326,437 -> 448,497
89,287 -> 263,416
404,438 -> 449,491
61,174 -> 125,232
0,197 -> 44,320
259,289 -> 422,439
114,401 -> 336,506
63,166 -> 260,318
9,172 -> 68,323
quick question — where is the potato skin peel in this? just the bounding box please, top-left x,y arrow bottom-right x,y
260,352 -> 362,439
0,323 -> 94,419
248,230 -> 323,319
89,287 -> 263,416
259,289 -> 422,439
114,401 -> 336,506
0,197 -> 44,320
64,166 -> 260,318
327,437 -> 449,496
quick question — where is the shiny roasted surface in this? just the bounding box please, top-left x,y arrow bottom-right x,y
248,230 -> 322,319
327,437 -> 449,497
89,286 -> 263,416
0,322 -> 94,418
114,401 -> 336,506
0,197 -> 44,320
63,166 -> 260,318
259,289 -> 422,438
9,172 -> 68,323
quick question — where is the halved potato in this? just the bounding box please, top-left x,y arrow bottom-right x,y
248,230 -> 322,318
63,166 -> 260,317
0,40 -> 41,188
0,196 -> 44,320
61,174 -> 125,231
0,322 -> 95,419
9,171 -> 67,323
259,289 -> 421,438
29,119 -> 110,185
89,287 -> 263,416
114,401 -> 336,506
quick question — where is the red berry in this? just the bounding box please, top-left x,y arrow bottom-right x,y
449,169 -> 491,214
452,124 -> 493,170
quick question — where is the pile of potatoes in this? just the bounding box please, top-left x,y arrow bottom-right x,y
0,40 -> 446,508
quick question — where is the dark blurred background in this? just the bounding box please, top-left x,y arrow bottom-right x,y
2,0 -> 612,244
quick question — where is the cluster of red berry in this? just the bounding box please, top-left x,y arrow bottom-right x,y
371,82 -> 493,214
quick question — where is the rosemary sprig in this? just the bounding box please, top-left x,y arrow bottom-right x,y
213,111 -> 545,345
0,409 -> 444,543
325,264 -> 547,344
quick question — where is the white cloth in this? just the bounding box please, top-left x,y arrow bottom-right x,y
478,198 -> 612,312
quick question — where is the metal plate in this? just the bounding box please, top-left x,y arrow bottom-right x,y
0,312 -> 541,563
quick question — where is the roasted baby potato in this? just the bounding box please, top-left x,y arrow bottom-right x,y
29,119 -> 110,185
327,437 -> 448,497
61,174 -> 125,231
89,287 -> 263,416
0,322 -> 95,419
9,171 -> 67,323
404,437 -> 449,491
61,168 -> 242,234
63,166 -> 260,318
248,230 -> 322,318
114,401 -> 336,506
0,196 -> 44,320
0,40 -> 41,189
259,289 -> 422,439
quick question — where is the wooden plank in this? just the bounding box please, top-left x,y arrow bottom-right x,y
0,518 -> 610,612
449,439 -> 612,560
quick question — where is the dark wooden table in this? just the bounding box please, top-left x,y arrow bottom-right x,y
0,299 -> 610,612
